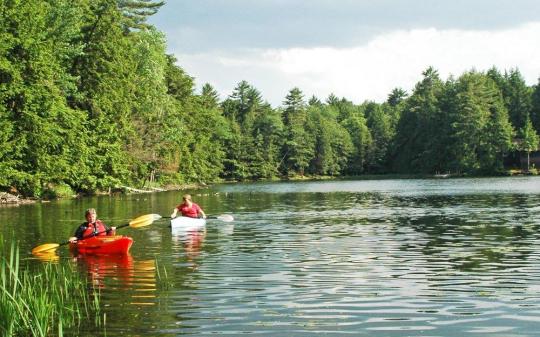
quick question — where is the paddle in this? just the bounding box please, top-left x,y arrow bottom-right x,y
163,214 -> 234,222
31,213 -> 162,255
208,214 -> 234,222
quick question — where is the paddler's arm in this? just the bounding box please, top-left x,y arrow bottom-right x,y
171,208 -> 179,218
105,225 -> 117,236
69,224 -> 86,242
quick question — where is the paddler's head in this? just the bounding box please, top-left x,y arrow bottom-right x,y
182,194 -> 193,206
85,208 -> 97,223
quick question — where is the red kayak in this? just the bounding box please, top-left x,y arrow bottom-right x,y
70,235 -> 133,255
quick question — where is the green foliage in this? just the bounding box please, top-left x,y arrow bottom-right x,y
448,72 -> 500,172
42,183 -> 75,199
306,105 -> 353,175
0,0 -> 89,196
1,1 -> 537,195
531,78 -> 540,132
387,88 -> 408,107
518,118 -> 539,171
489,68 -> 532,130
250,104 -> 284,178
220,81 -> 283,180
201,83 -> 220,109
117,0 -> 164,31
281,88 -> 314,176
341,111 -> 372,174
364,102 -> 395,172
520,118 -> 538,151
392,67 -> 446,173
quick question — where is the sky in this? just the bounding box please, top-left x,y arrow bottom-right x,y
149,0 -> 540,107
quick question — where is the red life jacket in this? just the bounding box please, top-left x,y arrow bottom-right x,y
177,202 -> 202,218
81,220 -> 108,239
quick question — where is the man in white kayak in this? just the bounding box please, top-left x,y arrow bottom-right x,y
171,194 -> 207,219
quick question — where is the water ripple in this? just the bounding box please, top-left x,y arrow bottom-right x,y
7,178 -> 540,336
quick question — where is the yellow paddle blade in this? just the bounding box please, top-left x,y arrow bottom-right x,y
34,251 -> 60,263
128,213 -> 161,228
32,243 -> 60,255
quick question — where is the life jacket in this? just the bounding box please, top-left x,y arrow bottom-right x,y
177,202 -> 201,218
81,220 -> 108,239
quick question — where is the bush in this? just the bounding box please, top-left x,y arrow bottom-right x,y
41,183 -> 75,200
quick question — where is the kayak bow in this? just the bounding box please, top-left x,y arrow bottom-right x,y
171,216 -> 206,232
70,235 -> 133,255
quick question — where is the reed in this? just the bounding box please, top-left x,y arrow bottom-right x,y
0,239 -> 100,337
155,257 -> 173,290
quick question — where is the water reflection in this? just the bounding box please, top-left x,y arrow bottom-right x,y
70,254 -> 158,306
5,178 -> 540,336
33,251 -> 60,263
172,228 -> 207,269
73,254 -> 135,288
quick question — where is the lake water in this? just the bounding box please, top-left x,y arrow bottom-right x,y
2,177 -> 540,336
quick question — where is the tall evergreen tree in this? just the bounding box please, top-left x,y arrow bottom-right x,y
221,81 -> 268,180
519,118 -> 539,171
387,88 -> 408,107
201,83 -> 220,109
448,72 -> 489,172
308,95 -> 323,106
392,67 -> 445,173
482,77 -> 514,173
125,29 -> 172,186
503,69 -> 532,130
163,57 -> 228,183
364,102 -> 394,172
223,80 -> 261,127
531,78 -> 540,133
307,105 -> 353,175
117,0 -> 164,31
69,0 -> 138,191
446,71 -> 514,173
341,111 -> 372,175
251,103 -> 284,178
281,88 -> 313,176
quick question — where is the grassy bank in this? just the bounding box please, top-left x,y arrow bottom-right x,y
0,240 -> 100,337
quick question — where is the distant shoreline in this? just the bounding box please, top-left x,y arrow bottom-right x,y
2,170 -> 536,204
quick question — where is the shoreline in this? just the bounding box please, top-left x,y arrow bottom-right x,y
0,183 -> 206,205
1,170 -> 535,204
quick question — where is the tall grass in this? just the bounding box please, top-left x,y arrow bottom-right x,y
0,240 -> 100,336
155,257 -> 173,290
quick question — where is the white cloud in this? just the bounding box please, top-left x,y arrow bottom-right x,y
173,22 -> 540,106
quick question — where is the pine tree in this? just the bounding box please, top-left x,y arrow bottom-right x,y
519,118 -> 539,172
117,0 -> 164,31
503,69 -> 532,130
281,88 -> 313,176
531,78 -> 540,133
392,67 -> 445,173
387,88 -> 408,107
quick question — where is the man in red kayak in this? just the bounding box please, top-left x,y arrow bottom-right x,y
69,208 -> 116,242
171,194 -> 207,219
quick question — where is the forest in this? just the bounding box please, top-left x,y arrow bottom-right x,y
2,0 -> 540,197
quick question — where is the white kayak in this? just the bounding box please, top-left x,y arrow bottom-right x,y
171,216 -> 206,232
